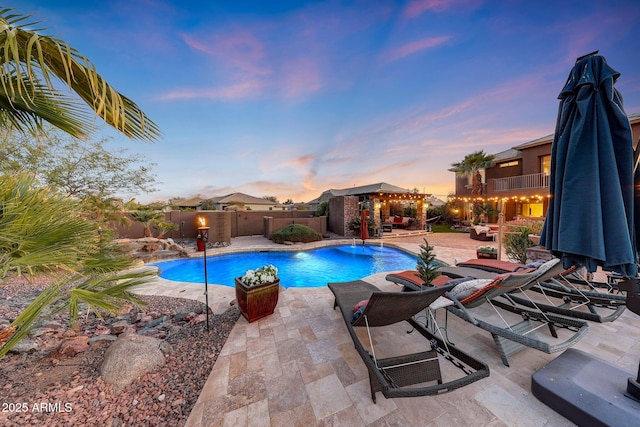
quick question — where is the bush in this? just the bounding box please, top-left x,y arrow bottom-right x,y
503,226 -> 535,264
315,201 -> 329,217
271,224 -> 323,244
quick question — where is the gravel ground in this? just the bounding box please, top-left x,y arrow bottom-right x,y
0,276 -> 239,426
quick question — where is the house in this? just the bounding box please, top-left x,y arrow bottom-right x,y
208,192 -> 287,211
172,197 -> 204,210
452,112 -> 640,222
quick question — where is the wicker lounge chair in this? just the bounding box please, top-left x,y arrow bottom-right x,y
328,280 -> 490,402
454,258 -> 627,323
386,259 -> 590,366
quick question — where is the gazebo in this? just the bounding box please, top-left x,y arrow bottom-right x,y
311,182 -> 432,233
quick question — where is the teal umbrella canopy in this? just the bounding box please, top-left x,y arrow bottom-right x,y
540,53 -> 636,277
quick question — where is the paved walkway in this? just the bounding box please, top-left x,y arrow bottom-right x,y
133,233 -> 640,426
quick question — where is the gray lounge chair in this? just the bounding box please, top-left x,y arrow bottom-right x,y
328,280 -> 490,402
454,258 -> 627,323
386,259 -> 590,366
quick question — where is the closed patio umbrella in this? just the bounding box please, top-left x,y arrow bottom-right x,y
360,209 -> 369,244
540,52 -> 636,277
534,52 -> 640,425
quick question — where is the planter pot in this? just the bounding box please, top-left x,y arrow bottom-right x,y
477,251 -> 498,259
234,277 -> 280,323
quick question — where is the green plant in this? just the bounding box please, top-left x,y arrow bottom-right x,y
239,264 -> 279,286
416,239 -> 441,286
349,215 -> 375,230
316,201 -> 329,217
130,209 -> 164,237
476,245 -> 497,254
271,224 -> 323,244
451,150 -> 496,224
0,173 -> 156,357
403,206 -> 417,218
153,220 -> 177,238
503,226 -> 535,264
0,8 -> 159,141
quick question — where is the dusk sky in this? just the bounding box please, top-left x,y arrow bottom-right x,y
10,0 -> 640,203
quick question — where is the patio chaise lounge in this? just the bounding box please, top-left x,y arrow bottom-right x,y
386,259 -> 590,366
453,258 -> 627,323
328,280 -> 490,403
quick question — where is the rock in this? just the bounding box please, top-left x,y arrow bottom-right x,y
9,339 -> 38,354
100,334 -> 166,393
173,311 -> 193,322
145,315 -> 170,329
93,324 -> 111,335
88,334 -> 118,345
138,327 -> 166,339
189,313 -> 207,326
159,341 -> 173,354
66,385 -> 84,396
109,320 -> 129,335
177,312 -> 197,322
30,327 -> 55,338
41,320 -> 65,331
141,244 -> 159,252
58,336 -> 90,356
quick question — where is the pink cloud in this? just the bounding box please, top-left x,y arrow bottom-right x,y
381,35 -> 452,63
279,57 -> 323,99
404,0 -> 456,18
158,80 -> 264,101
182,32 -> 271,77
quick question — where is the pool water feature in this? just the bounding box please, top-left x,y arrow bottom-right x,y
152,244 -> 421,288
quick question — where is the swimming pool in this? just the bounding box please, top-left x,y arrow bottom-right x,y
151,244 -> 421,288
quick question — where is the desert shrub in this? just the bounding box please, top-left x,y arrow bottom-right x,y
271,224 -> 323,244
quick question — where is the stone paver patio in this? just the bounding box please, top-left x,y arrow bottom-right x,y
133,233 -> 640,426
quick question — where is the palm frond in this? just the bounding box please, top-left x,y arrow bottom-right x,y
0,8 -> 160,141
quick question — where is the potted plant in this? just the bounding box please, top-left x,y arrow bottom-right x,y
416,239 -> 441,287
476,245 -> 498,259
234,264 -> 280,322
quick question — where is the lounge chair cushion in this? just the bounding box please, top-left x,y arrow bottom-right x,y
450,278 -> 494,301
353,299 -> 369,312
443,276 -> 474,287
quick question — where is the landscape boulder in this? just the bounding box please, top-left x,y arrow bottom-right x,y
100,334 -> 170,392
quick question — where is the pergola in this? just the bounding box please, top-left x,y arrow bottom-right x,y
345,183 -> 432,231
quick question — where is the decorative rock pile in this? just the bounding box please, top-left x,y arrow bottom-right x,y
1,292 -> 240,427
7,302 -> 208,365
114,237 -> 190,262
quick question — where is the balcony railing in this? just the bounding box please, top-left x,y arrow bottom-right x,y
491,173 -> 549,192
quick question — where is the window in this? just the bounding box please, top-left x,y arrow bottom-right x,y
499,160 -> 519,168
540,155 -> 551,174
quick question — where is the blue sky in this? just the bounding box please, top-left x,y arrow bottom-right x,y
9,0 -> 640,203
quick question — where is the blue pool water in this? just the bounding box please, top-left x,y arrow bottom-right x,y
151,244 -> 420,288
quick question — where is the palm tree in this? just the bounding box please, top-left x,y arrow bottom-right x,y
130,209 -> 165,237
0,7 -> 160,356
0,8 -> 160,141
0,174 -> 156,357
451,150 -> 496,224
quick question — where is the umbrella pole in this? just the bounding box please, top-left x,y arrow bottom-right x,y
497,212 -> 504,261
